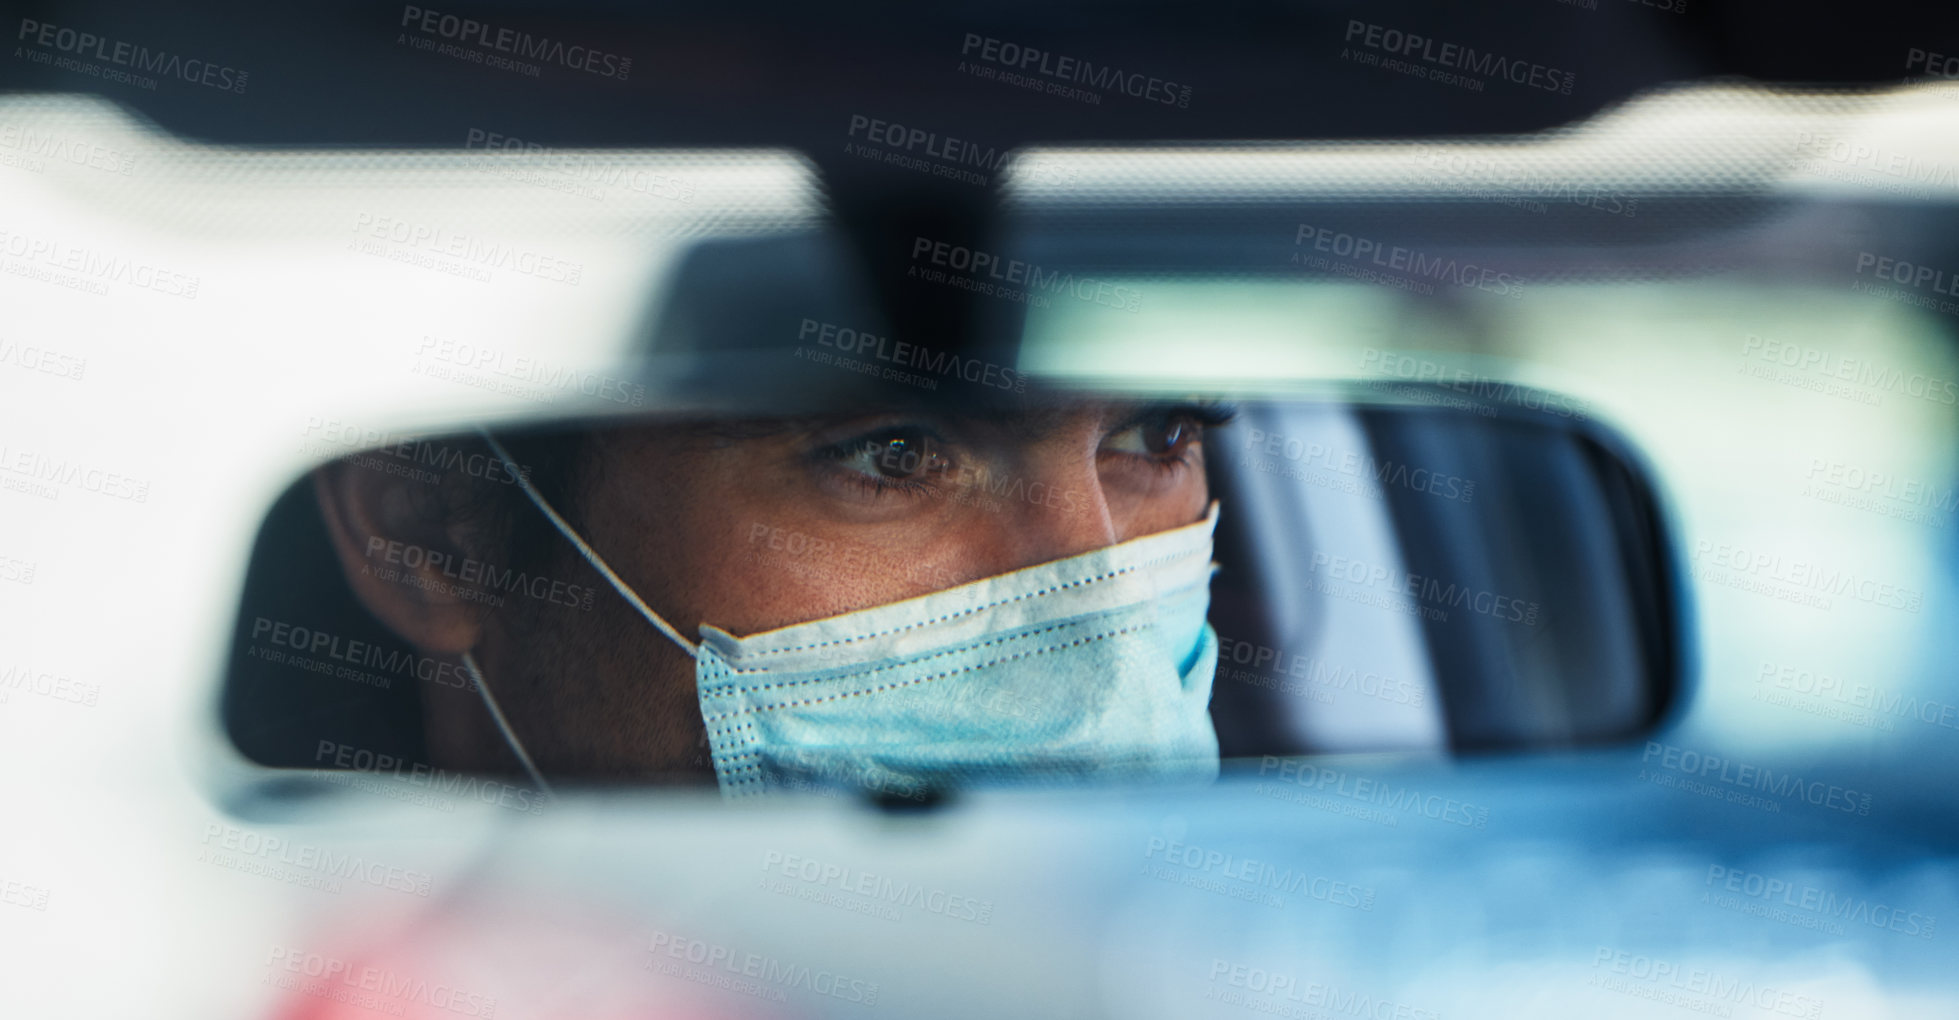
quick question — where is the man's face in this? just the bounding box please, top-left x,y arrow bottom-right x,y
318,397 -> 1227,781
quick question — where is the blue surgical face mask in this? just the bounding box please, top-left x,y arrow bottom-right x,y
467,431 -> 1223,799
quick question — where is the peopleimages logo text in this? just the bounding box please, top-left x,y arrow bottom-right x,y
1256,756 -> 1486,827
1706,866 -> 1935,939
1142,837 -> 1376,910
399,5 -> 631,80
960,34 -> 1191,107
1855,251 -> 1959,298
911,236 -> 1141,311
16,18 -> 249,93
800,318 -> 1025,393
846,114 -> 1009,175
1343,20 -> 1575,94
1296,225 -> 1523,298
1643,742 -> 1872,815
1693,540 -> 1923,613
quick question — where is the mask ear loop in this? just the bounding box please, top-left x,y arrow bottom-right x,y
461,651 -> 554,799
476,428 -> 700,658
457,428 -> 703,797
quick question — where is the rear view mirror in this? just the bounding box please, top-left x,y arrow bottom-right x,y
218,390 -> 1682,797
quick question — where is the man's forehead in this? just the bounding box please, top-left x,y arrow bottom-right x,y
669,395 -> 1158,442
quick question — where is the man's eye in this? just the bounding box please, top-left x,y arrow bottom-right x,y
1105,414 -> 1203,458
831,429 -> 950,481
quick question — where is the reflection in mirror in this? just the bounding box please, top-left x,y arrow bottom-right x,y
223,391 -> 1678,801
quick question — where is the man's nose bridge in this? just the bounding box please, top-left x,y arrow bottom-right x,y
993,458 -> 1115,569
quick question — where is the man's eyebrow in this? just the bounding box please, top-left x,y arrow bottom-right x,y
673,407 -> 964,445
965,399 -> 1225,441
1105,399 -> 1241,431
670,397 -> 1235,444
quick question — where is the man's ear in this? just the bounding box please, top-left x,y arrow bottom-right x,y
313,461 -> 487,655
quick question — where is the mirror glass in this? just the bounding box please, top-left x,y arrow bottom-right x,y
222,388 -> 1678,798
